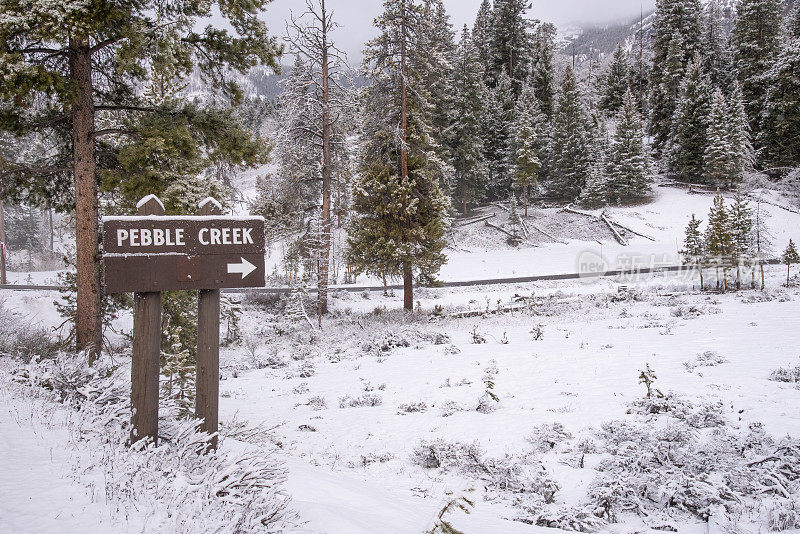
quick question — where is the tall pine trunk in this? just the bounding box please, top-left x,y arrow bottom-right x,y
318,0 -> 332,318
400,0 -> 413,311
70,40 -> 102,363
0,198 -> 6,285
696,260 -> 704,290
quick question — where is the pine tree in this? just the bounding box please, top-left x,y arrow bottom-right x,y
703,89 -> 736,187
599,46 -> 630,114
451,26 -> 489,214
757,39 -> 800,172
728,189 -> 754,289
420,0 -> 457,190
490,0 -> 532,94
727,83 -> 755,183
349,0 -> 451,311
681,214 -> 706,289
0,0 -> 281,360
648,0 -> 703,150
705,193 -> 734,290
530,22 -> 557,117
579,147 -> 609,209
669,56 -> 712,182
701,0 -> 733,90
782,239 -> 800,286
751,195 -> 774,289
512,85 -> 546,216
791,3 -> 800,39
730,0 -> 783,139
606,90 -> 652,204
548,65 -> 592,200
161,327 -> 196,417
507,195 -> 522,245
482,71 -> 515,199
472,0 -> 494,81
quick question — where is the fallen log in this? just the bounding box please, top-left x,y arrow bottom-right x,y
486,220 -> 520,240
600,214 -> 628,246
601,213 -> 656,241
455,213 -> 496,227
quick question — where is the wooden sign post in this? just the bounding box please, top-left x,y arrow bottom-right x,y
102,195 -> 266,449
196,198 -> 222,450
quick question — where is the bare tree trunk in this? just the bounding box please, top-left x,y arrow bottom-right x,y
696,260 -> 703,291
0,198 -> 6,285
400,0 -> 412,312
761,262 -> 765,290
70,40 -> 102,364
49,207 -> 54,252
317,0 -> 332,318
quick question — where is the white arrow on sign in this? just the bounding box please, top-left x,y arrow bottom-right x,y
227,257 -> 257,279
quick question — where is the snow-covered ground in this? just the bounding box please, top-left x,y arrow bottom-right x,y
2,186 -> 800,533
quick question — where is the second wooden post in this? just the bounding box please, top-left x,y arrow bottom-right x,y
196,198 -> 222,450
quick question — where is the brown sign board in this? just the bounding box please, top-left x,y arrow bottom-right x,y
102,216 -> 266,293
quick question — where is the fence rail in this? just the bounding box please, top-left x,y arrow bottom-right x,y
0,259 -> 782,294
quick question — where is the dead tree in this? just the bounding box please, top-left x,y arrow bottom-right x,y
285,0 -> 354,319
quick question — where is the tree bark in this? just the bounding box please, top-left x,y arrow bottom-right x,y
696,260 -> 703,291
0,198 -> 7,285
318,0 -> 332,318
400,0 -> 412,311
403,260 -> 413,311
70,40 -> 102,364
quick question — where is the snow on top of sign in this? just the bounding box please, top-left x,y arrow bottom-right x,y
199,197 -> 223,211
102,215 -> 266,222
136,194 -> 165,211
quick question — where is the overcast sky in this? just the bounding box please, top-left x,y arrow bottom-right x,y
264,0 -> 657,61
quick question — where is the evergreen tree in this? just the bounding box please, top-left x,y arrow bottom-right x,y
701,0 -> 734,90
511,85 -> 546,215
606,90 -> 653,203
791,3 -> 800,38
0,0 -> 281,360
648,0 -> 703,150
782,239 -> 800,286
703,89 -> 736,188
669,56 -> 712,182
599,46 -> 630,114
472,0 -> 495,81
490,0 -> 532,94
161,327 -> 195,417
751,195 -> 774,289
451,26 -> 489,214
547,65 -> 592,200
705,193 -> 734,289
728,189 -> 754,288
730,0 -> 783,139
579,147 -> 609,209
420,0 -> 457,190
757,39 -> 800,172
727,83 -> 755,182
507,195 -> 522,244
349,0 -> 451,311
680,214 -> 706,289
482,71 -> 515,199
530,22 -> 557,117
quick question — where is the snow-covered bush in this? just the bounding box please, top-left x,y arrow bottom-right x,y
338,393 -> 382,408
768,498 -> 800,531
411,439 -> 559,502
684,350 -> 729,372
527,422 -> 574,453
533,505 -> 607,532
398,402 -> 428,414
9,351 -> 298,533
439,401 -> 465,417
0,299 -> 61,361
769,364 -> 800,383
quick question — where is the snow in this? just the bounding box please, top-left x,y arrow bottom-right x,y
0,388 -> 130,534
3,187 -> 800,533
198,197 -> 224,213
135,194 -> 165,212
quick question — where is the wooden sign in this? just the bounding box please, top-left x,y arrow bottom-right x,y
102,204 -> 266,293
110,195 -> 260,450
